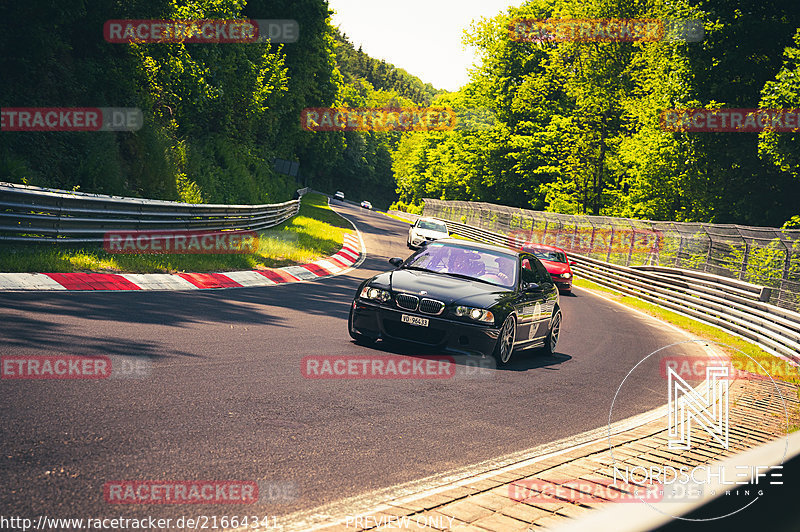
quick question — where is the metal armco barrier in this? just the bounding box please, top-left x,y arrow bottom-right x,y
572,254 -> 800,364
423,199 -> 800,312
420,214 -> 800,364
0,182 -> 303,243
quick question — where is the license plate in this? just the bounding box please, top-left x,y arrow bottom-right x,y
401,314 -> 429,327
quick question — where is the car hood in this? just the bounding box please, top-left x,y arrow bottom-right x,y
539,259 -> 570,275
370,269 -> 510,307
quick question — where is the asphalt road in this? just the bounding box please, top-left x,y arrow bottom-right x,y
0,202 -> 702,525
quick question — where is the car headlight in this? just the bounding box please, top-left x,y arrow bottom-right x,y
559,273 -> 572,279
454,306 -> 495,323
359,286 -> 391,303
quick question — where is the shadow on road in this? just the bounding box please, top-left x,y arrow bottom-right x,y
347,336 -> 573,373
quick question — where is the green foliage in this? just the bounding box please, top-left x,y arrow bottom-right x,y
388,200 -> 423,215
759,28 -> 800,181
4,0 -> 800,225
784,216 -> 800,229
0,0 -> 342,206
391,0 -> 800,227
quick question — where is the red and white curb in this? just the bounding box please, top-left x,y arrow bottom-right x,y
0,233 -> 363,292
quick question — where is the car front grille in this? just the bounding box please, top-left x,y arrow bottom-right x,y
419,298 -> 445,315
395,293 -> 419,311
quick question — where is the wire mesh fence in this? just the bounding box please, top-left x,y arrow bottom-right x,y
423,199 -> 800,312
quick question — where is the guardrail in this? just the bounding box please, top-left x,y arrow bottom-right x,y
423,198 -> 800,312
423,215 -> 800,365
0,182 -> 303,244
574,254 -> 800,364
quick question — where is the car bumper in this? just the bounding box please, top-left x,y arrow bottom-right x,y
350,300 -> 500,356
550,276 -> 572,291
408,236 -> 439,248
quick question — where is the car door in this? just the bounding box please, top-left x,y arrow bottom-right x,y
514,254 -> 557,344
514,255 -> 544,345
530,256 -> 559,335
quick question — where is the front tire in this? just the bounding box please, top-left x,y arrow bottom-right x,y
493,314 -> 517,366
541,308 -> 562,356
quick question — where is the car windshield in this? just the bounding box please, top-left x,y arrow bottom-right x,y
404,243 -> 517,288
417,220 -> 447,233
529,248 -> 567,263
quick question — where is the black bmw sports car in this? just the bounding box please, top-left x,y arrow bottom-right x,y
348,239 -> 562,365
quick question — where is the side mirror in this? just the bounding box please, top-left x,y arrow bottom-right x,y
523,282 -> 542,292
389,257 -> 403,267
569,260 -> 576,267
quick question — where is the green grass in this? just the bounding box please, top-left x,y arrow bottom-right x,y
0,193 -> 350,273
573,277 -> 800,431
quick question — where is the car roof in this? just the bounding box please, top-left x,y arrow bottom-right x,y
523,242 -> 567,253
431,237 -> 519,256
416,217 -> 446,224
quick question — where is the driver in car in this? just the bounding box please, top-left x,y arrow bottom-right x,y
446,249 -> 487,278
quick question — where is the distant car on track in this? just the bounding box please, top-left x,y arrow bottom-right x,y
361,200 -> 373,210
521,243 -> 575,293
333,191 -> 345,202
348,239 -> 562,364
407,217 -> 449,249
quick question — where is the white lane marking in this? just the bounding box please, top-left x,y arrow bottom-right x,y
281,266 -> 319,280
313,260 -> 342,273
224,270 -> 276,287
119,273 -> 199,290
0,273 -> 67,290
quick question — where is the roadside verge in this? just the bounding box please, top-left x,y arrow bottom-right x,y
0,232 -> 362,291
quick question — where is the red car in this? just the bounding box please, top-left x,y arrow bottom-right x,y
521,243 -> 575,293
